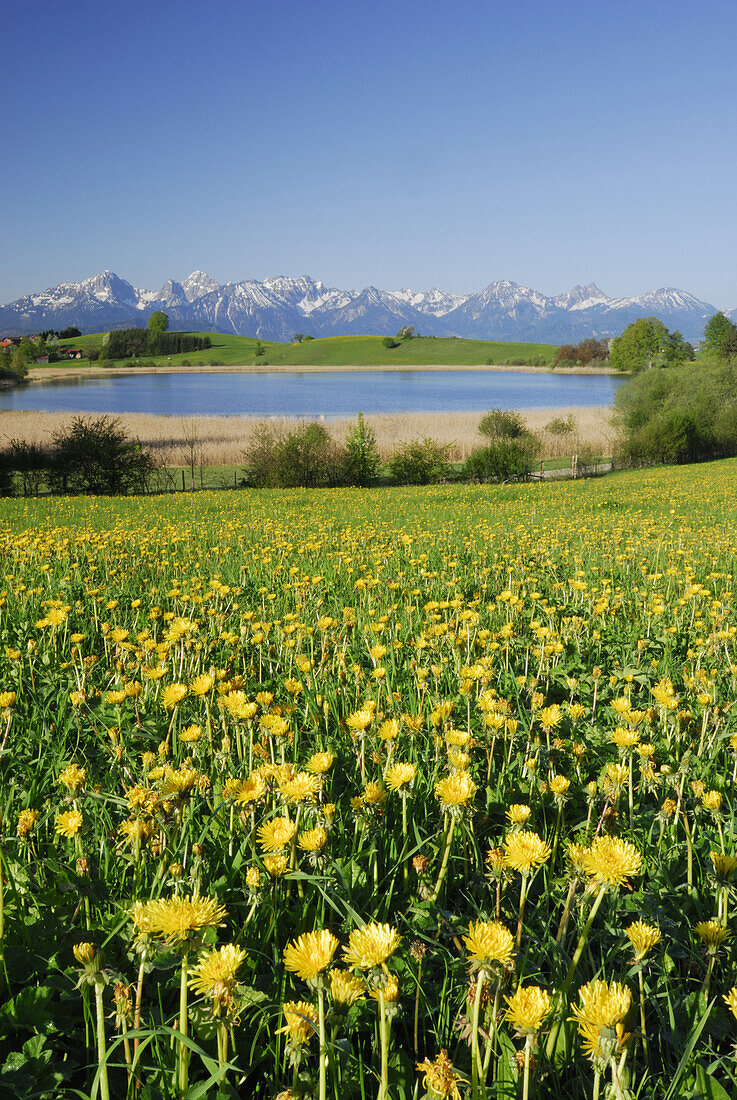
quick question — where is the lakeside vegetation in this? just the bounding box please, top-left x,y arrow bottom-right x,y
2,463 -> 737,1098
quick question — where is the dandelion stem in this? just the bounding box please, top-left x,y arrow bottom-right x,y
318,985 -> 327,1100
94,980 -> 110,1100
377,986 -> 390,1100
545,883 -> 607,1061
470,972 -> 487,1100
177,949 -> 189,1099
638,968 -> 650,1069
522,1035 -> 532,1100
429,814 -> 456,905
515,874 -> 529,950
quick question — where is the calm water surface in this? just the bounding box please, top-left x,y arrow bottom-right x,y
0,370 -> 624,417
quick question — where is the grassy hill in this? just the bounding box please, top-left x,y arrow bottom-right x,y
52,331 -> 559,369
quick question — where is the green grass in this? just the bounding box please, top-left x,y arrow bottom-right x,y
52,332 -> 560,370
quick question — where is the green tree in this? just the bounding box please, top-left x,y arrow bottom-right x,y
702,312 -> 737,359
148,311 -> 169,332
609,317 -> 670,372
343,412 -> 380,486
663,330 -> 694,365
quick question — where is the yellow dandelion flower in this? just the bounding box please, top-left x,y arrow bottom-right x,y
416,1049 -> 463,1100
189,943 -> 246,1016
161,682 -> 187,710
571,979 -> 632,1061
695,919 -> 731,952
723,988 -> 737,1020
0,691 -> 17,709
346,708 -> 373,732
504,985 -> 552,1034
611,727 -> 640,749
330,969 -> 366,1006
56,809 -> 83,838
343,922 -> 401,970
434,773 -> 477,811
257,817 -> 297,852
377,718 -> 399,741
179,724 -> 202,743
278,1001 -> 318,1045
384,762 -> 417,792
132,895 -> 227,945
581,835 -> 642,889
506,804 -> 531,826
280,772 -> 321,804
118,818 -> 154,846
17,808 -> 39,837
263,853 -> 289,876
283,929 -> 340,981
445,728 -> 470,747
539,704 -> 563,731
463,920 -> 514,970
711,851 -> 737,880
58,763 -> 87,792
298,826 -> 327,852
625,921 -> 662,962
703,790 -> 723,812
245,866 -> 261,890
189,670 -> 215,696
503,831 -> 552,874
370,972 -> 399,1002
549,774 -> 570,797
362,781 -> 387,805
306,752 -> 335,774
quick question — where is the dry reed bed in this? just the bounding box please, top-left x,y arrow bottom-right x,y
0,406 -> 618,466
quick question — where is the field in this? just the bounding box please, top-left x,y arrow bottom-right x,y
49,333 -> 561,370
2,464 -> 737,1099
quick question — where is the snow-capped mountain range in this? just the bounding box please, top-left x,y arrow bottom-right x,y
0,271 -> 728,344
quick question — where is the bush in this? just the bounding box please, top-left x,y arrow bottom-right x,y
463,436 -> 540,482
243,422 -> 345,488
389,438 -> 451,485
478,408 -> 527,441
47,415 -> 156,495
343,413 -> 380,486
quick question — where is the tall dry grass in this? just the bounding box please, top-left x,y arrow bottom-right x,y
0,406 -> 618,466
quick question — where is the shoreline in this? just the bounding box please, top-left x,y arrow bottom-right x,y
27,362 -> 622,384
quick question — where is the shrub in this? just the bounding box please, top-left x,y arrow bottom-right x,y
478,408 -> 527,441
389,438 -> 451,485
463,436 -> 540,483
343,413 -> 380,486
46,415 -> 156,495
243,422 -> 345,488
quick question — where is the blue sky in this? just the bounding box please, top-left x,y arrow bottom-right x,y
4,0 -> 737,306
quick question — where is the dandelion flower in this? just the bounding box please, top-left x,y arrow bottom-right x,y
723,988 -> 737,1020
189,943 -> 246,1016
263,853 -> 289,876
581,835 -> 642,888
280,773 -> 321,804
416,1050 -> 463,1100
571,979 -> 631,1061
17,808 -> 39,837
257,817 -> 297,852
703,790 -> 723,812
711,851 -> 737,879
625,921 -> 661,961
384,762 -> 417,792
344,922 -> 401,970
297,826 -> 327,852
306,752 -> 335,774
504,985 -> 552,1034
132,894 -> 227,945
434,773 -> 476,811
506,804 -> 531,826
283,929 -> 339,982
503,831 -> 551,874
695,919 -> 731,952
189,670 -> 215,696
56,809 -> 83,838
463,920 -> 514,971
58,763 -> 87,792
278,1001 -> 318,1045
161,682 -> 188,710
330,969 -> 366,1006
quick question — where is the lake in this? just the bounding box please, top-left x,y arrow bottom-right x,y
0,370 -> 624,418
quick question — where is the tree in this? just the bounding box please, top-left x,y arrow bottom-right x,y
148,311 -> 169,332
343,412 -> 380,486
702,312 -> 737,359
396,325 -> 415,340
382,337 -> 400,349
292,333 -> 304,343
609,317 -> 670,372
663,330 -> 694,365
47,415 -> 155,495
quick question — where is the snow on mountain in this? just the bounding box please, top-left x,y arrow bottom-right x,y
0,271 -> 721,342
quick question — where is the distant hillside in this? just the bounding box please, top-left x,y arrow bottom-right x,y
1,269 -> 724,343
48,332 -> 560,369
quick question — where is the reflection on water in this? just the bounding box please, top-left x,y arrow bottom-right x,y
0,370 -> 624,418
